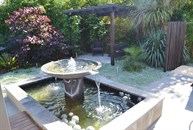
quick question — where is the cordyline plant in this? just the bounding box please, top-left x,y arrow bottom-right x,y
5,7 -> 69,66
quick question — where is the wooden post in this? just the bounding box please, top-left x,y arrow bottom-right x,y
110,12 -> 115,66
164,22 -> 186,71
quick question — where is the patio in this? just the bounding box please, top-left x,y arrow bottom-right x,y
2,54 -> 193,130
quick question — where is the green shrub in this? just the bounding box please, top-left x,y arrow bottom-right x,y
114,17 -> 136,44
0,53 -> 18,72
183,46 -> 190,64
62,15 -> 82,55
87,15 -> 108,42
81,14 -> 108,52
143,29 -> 166,67
123,46 -> 145,72
133,0 -> 172,35
170,8 -> 184,21
186,23 -> 193,58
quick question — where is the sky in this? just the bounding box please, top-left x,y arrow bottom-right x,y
0,0 -> 4,5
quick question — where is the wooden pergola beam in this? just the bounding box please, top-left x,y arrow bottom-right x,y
64,4 -> 136,16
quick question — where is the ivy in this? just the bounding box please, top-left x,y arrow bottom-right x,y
62,15 -> 82,55
87,14 -> 108,42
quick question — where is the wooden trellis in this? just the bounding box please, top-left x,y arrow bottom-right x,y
164,22 -> 186,71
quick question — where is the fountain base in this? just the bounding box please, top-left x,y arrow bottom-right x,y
63,78 -> 84,101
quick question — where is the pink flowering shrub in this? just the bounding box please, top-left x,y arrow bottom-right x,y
5,7 -> 69,66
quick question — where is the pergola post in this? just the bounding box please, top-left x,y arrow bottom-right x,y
110,11 -> 115,66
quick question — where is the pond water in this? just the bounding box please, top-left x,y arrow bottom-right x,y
23,79 -> 143,129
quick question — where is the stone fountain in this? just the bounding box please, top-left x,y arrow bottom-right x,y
41,58 -> 101,101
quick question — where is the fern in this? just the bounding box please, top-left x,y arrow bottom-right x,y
123,46 -> 145,72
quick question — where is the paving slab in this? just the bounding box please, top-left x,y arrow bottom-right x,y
146,65 -> 193,130
78,53 -> 110,64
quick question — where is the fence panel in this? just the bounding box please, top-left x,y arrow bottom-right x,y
164,22 -> 186,71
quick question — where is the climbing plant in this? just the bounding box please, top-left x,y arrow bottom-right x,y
87,14 -> 108,42
62,15 -> 82,55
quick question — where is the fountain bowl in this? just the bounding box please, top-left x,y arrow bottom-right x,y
41,58 -> 101,79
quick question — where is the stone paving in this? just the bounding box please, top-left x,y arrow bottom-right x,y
78,53 -> 111,63
146,66 -> 193,130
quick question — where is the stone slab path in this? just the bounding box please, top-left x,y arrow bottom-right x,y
145,65 -> 193,130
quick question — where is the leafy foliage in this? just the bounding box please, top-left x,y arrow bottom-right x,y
0,0 -> 66,47
143,29 -> 166,67
123,46 -> 145,72
170,8 -> 184,21
78,15 -> 108,53
1,0 -> 134,57
134,0 -> 172,34
186,23 -> 193,57
182,1 -> 193,59
143,29 -> 190,67
183,46 -> 190,64
0,53 -> 18,72
87,15 -> 108,42
62,15 -> 82,55
114,17 -> 136,44
5,7 -> 69,66
0,1 -> 20,39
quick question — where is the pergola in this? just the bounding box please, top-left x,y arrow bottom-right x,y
63,4 -> 137,65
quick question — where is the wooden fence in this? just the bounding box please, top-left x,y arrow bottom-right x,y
164,22 -> 186,71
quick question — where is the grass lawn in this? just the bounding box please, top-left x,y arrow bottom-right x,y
0,61 -> 170,89
99,61 -> 170,89
0,67 -> 41,85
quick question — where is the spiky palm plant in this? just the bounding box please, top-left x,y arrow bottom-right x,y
143,29 -> 166,67
183,46 -> 190,64
134,0 -> 172,34
143,29 -> 190,67
0,53 -> 18,72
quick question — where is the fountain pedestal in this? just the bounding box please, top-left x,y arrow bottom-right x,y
41,58 -> 101,101
63,78 -> 84,101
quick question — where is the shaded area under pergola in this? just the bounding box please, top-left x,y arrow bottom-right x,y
63,4 -> 137,65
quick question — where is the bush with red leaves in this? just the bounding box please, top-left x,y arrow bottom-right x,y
5,7 -> 70,67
